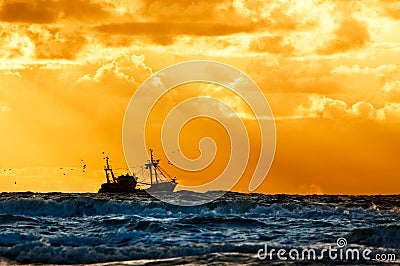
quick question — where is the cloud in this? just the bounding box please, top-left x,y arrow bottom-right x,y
318,17 -> 370,54
297,94 -> 400,121
199,83 -> 251,118
123,0 -> 315,33
137,0 -> 245,23
332,64 -> 400,78
0,0 -> 109,24
377,103 -> 400,120
92,0 -> 321,48
296,94 -> 362,119
28,26 -> 87,59
0,0 -> 399,195
248,35 -> 294,54
298,94 -> 350,119
77,54 -> 152,95
351,101 -> 374,119
0,24 -> 87,60
381,80 -> 400,102
0,0 -> 56,23
94,22 -> 258,38
0,25 -> 35,59
3,69 -> 21,77
379,0 -> 400,20
329,65 -> 400,106
238,0 -> 317,31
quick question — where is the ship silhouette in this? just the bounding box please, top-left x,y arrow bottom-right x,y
98,149 -> 177,193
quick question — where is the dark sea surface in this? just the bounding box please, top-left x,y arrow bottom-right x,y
0,192 -> 399,265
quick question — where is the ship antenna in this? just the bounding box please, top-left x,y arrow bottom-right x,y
150,148 -> 154,163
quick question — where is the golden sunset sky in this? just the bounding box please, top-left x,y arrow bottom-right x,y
0,0 -> 399,194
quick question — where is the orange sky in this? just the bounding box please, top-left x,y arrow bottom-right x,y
0,0 -> 399,194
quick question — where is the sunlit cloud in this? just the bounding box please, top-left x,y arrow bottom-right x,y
76,54 -> 152,95
381,80 -> 400,102
351,101 -> 375,120
377,103 -> 400,120
248,35 -> 294,55
378,0 -> 400,20
0,0 -> 400,194
317,17 -> 370,55
332,64 -> 400,78
296,94 -> 400,121
297,94 -> 350,119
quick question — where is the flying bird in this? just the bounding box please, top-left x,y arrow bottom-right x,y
80,159 -> 87,172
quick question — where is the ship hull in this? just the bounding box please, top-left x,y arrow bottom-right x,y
98,182 -> 137,193
146,182 -> 177,192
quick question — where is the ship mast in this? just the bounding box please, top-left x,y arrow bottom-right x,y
150,149 -> 160,183
104,156 -> 116,183
145,149 -> 162,185
143,149 -> 177,186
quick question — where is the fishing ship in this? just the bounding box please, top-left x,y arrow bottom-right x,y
98,156 -> 138,193
142,149 -> 177,192
98,149 -> 177,193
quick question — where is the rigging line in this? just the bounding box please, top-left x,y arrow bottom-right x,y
127,165 -> 144,169
157,165 -> 174,180
136,181 -> 151,185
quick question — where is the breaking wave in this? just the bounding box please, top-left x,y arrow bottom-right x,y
346,224 -> 400,248
0,192 -> 398,264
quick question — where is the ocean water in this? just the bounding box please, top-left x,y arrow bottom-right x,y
0,192 -> 399,265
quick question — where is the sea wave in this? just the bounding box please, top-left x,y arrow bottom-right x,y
346,224 -> 400,248
0,234 -> 259,264
0,193 -> 398,264
1,192 -> 398,218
